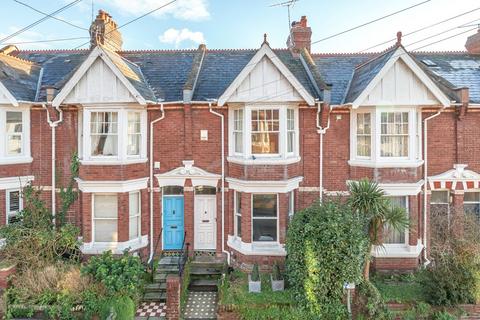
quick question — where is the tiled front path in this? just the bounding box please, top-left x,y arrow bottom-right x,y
184,291 -> 218,319
135,301 -> 166,320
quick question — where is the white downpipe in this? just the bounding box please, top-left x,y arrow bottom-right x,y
422,106 -> 445,265
316,101 -> 330,202
42,104 -> 63,227
208,102 -> 231,265
148,103 -> 165,263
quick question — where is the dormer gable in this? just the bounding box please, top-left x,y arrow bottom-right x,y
218,42 -> 315,106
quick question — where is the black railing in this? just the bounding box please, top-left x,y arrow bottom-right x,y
178,232 -> 188,277
149,228 -> 163,277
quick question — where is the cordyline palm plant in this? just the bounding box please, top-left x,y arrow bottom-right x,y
348,179 -> 409,281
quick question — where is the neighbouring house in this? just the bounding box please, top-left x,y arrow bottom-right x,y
0,11 -> 479,272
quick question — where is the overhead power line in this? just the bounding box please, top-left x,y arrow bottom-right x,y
410,26 -> 478,51
13,0 -> 89,31
73,0 -> 178,49
311,0 -> 432,45
360,6 -> 480,52
0,0 -> 82,44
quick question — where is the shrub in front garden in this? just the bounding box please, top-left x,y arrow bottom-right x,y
286,200 -> 369,318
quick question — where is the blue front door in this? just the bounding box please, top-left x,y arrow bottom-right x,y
163,196 -> 185,250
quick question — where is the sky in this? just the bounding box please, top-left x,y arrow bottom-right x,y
0,0 -> 479,53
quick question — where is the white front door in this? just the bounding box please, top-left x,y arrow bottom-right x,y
194,195 -> 217,250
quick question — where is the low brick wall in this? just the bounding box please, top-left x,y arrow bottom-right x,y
0,265 -> 15,289
166,274 -> 181,320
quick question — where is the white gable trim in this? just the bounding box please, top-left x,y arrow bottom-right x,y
52,46 -> 147,107
217,43 -> 315,106
0,81 -> 19,106
352,47 -> 450,108
155,160 -> 221,188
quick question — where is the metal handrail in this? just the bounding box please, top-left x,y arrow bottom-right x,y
149,228 -> 163,276
178,231 -> 188,277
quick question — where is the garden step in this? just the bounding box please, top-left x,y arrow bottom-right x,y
158,256 -> 182,266
156,265 -> 180,274
142,292 -> 167,302
190,267 -> 222,276
189,279 -> 218,292
144,282 -> 167,292
153,273 -> 168,282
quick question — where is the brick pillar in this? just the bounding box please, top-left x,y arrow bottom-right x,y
408,195 -> 418,246
140,189 -> 149,237
241,192 -> 251,242
184,180 -> 194,255
82,192 -> 92,243
452,191 -> 464,236
184,104 -> 193,159
166,274 -> 181,320
118,193 -> 129,242
278,193 -> 288,244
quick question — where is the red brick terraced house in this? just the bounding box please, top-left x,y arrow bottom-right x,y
1,12 -> 480,271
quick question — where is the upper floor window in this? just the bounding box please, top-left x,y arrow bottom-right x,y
229,105 -> 299,164
0,108 -> 30,164
81,108 -> 147,164
350,107 -> 420,167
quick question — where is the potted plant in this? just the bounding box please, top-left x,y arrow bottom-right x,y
248,263 -> 261,293
270,262 -> 284,291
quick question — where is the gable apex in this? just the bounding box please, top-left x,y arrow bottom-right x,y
0,80 -> 19,106
217,43 -> 316,106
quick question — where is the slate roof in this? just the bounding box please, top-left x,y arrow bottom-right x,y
0,53 -> 41,102
2,44 -> 480,105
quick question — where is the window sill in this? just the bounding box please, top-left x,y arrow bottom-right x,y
80,235 -> 148,254
348,159 -> 424,168
227,156 -> 301,166
0,156 -> 33,165
227,235 -> 286,256
371,242 -> 423,258
80,158 -> 148,166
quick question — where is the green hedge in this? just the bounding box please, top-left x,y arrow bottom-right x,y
285,200 -> 369,318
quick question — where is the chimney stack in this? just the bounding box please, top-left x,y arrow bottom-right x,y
287,16 -> 312,55
89,10 -> 123,51
465,28 -> 480,54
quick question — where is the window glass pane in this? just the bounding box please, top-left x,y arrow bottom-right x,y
234,109 -> 243,153
251,109 -> 279,154
129,217 -> 139,240
384,196 -> 407,244
9,191 -> 20,212
253,194 -> 277,217
95,220 -> 118,242
380,112 -> 409,157
6,112 -> 22,133
464,192 -> 480,202
195,186 -> 217,195
129,192 -> 139,217
127,112 -> 141,156
287,132 -> 294,153
94,195 -> 118,218
129,192 -> 140,240
235,192 -> 242,213
431,191 -> 449,204
7,135 -> 22,155
90,112 -> 118,156
236,215 -> 242,237
356,113 -> 371,157
163,186 -> 184,195
252,219 -> 277,241
465,192 -> 480,222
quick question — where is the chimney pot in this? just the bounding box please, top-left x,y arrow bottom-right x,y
287,15 -> 312,55
465,29 -> 480,54
89,9 -> 123,51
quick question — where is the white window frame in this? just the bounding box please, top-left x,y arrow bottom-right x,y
288,191 -> 295,221
228,104 -> 299,164
350,106 -> 421,168
251,193 -> 279,244
81,106 -> 147,165
355,111 -> 372,159
233,109 -> 244,155
383,196 -> 409,247
6,189 -> 22,224
129,191 -> 141,240
92,193 -> 118,243
234,191 -> 242,239
0,106 -> 31,165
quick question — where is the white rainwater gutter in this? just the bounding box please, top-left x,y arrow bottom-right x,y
315,100 -> 330,202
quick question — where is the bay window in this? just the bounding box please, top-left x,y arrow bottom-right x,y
93,194 -> 118,242
252,194 -> 277,242
384,196 -> 408,244
6,189 -> 22,224
350,107 -> 420,167
234,191 -> 242,238
229,106 -> 298,163
81,108 -> 146,164
129,192 -> 141,240
0,108 -> 30,163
